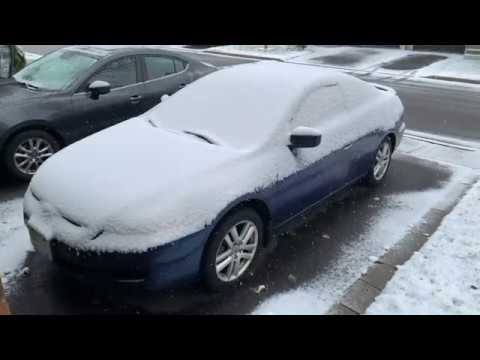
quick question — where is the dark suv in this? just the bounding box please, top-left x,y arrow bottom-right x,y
0,45 -> 217,180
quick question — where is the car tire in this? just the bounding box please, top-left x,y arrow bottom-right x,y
365,136 -> 393,187
202,208 -> 265,292
3,130 -> 60,182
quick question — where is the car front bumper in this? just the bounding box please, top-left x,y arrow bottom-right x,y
29,226 -> 212,290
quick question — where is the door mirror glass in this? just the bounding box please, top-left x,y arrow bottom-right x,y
289,127 -> 322,149
88,80 -> 111,100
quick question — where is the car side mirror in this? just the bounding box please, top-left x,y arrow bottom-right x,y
289,127 -> 322,150
161,94 -> 170,102
88,80 -> 111,100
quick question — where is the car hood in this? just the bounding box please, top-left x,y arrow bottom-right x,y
0,79 -> 52,107
30,117 -> 243,230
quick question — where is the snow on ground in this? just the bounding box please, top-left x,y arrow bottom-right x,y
292,46 -> 409,71
366,179 -> 480,315
0,198 -> 32,291
414,55 -> 480,82
207,45 -> 311,60
252,163 -> 476,315
204,45 -> 480,88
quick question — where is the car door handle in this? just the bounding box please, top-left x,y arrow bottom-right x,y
178,83 -> 187,89
130,95 -> 142,104
343,143 -> 353,150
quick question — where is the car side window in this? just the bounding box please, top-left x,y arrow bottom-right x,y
86,56 -> 137,90
144,56 -> 178,81
174,59 -> 187,72
292,84 -> 346,129
291,85 -> 348,167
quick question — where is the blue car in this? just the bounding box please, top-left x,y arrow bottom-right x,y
24,61 -> 405,292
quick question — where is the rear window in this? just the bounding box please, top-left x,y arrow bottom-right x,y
144,56 -> 176,80
174,59 -> 187,72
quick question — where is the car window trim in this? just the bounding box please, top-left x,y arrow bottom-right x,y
73,81 -> 143,97
141,63 -> 190,85
141,54 -> 190,83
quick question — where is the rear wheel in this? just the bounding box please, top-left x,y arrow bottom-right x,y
202,208 -> 264,292
365,137 -> 393,186
3,130 -> 60,181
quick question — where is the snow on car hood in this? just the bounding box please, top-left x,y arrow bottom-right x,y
26,117 -> 296,253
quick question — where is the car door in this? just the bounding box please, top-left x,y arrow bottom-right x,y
69,55 -> 144,140
339,81 -> 386,182
268,84 -> 352,223
138,54 -> 193,113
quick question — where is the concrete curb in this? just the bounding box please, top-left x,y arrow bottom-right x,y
327,176 -> 479,315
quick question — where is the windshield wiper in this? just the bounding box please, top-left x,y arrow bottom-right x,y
17,80 -> 40,90
183,131 -> 217,145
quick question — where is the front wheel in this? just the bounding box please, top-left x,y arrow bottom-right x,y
202,208 -> 264,292
365,137 -> 393,186
3,130 -> 60,181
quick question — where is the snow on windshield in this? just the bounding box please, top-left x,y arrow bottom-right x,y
148,61 -> 345,150
14,49 -> 98,91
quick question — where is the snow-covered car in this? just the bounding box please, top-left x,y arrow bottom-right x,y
23,61 -> 405,291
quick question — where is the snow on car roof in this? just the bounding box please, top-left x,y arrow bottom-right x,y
65,45 -> 167,58
149,61 -> 347,150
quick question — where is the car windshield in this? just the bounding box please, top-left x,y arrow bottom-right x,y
13,49 -> 99,91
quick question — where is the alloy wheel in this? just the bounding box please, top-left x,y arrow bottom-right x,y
373,141 -> 391,181
215,220 -> 259,282
14,137 -> 55,175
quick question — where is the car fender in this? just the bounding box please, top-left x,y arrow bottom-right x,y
0,120 -> 63,151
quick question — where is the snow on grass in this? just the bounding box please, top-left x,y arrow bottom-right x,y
291,46 -> 410,72
0,198 -> 32,290
415,55 -> 480,82
366,179 -> 480,315
207,45 -> 311,60
252,164 -> 476,315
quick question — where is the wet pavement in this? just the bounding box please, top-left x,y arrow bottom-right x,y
6,154 -> 454,314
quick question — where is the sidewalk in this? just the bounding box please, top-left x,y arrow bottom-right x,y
329,137 -> 480,315
366,178 -> 480,315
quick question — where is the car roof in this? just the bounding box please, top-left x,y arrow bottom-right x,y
149,61 -> 359,149
63,45 -> 189,59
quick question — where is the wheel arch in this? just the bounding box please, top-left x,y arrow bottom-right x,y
210,196 -> 273,250
1,121 -> 65,153
386,132 -> 396,151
